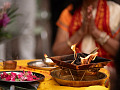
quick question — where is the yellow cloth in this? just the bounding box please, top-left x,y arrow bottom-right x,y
85,86 -> 108,90
0,60 -> 108,90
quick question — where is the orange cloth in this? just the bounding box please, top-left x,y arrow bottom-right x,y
56,4 -> 73,32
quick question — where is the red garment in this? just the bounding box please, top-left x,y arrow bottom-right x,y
68,0 -> 118,59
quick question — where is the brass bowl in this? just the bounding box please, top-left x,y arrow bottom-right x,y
51,69 -> 107,87
50,53 -> 111,70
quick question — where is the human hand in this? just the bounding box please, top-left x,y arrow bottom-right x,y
78,19 -> 88,36
87,5 -> 97,34
78,5 -> 94,36
88,16 -> 98,34
87,5 -> 101,38
78,6 -> 92,36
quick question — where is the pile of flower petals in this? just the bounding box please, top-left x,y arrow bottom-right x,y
0,70 -> 40,81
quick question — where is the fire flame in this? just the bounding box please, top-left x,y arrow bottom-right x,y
71,44 -> 76,53
71,44 -> 77,64
44,54 -> 48,59
44,54 -> 53,63
80,52 -> 98,64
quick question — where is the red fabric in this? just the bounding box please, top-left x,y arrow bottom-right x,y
68,0 -> 114,59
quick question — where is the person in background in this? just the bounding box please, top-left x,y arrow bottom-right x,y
13,0 -> 36,59
52,0 -> 120,60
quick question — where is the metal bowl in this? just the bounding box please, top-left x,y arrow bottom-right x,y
51,69 -> 107,87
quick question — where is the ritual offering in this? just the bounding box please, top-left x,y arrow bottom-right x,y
43,54 -> 55,66
0,71 -> 45,83
50,47 -> 111,87
27,59 -> 56,71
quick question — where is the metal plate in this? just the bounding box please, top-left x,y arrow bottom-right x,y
51,69 -> 107,87
27,59 -> 56,71
0,71 -> 45,83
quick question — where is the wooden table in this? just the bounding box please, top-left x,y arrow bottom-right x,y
0,60 -> 109,90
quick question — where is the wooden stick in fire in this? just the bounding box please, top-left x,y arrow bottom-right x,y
90,47 -> 99,54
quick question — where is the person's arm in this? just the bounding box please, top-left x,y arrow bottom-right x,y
88,17 -> 119,56
52,27 -> 85,56
92,29 -> 119,56
52,8 -> 91,56
87,5 -> 120,57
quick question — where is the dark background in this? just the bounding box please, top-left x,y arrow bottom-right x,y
50,0 -> 70,45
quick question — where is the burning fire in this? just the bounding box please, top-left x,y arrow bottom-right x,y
71,44 -> 77,64
71,44 -> 76,53
80,52 -> 98,64
44,54 -> 53,64
44,54 -> 48,59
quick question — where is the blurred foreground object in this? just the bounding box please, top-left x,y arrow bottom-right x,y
109,47 -> 120,90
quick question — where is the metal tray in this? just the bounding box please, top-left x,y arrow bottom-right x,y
27,59 -> 56,71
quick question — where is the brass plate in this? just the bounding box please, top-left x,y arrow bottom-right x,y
51,69 -> 107,87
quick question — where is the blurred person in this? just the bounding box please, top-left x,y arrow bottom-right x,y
12,0 -> 36,59
52,0 -> 120,60
0,0 -> 36,60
